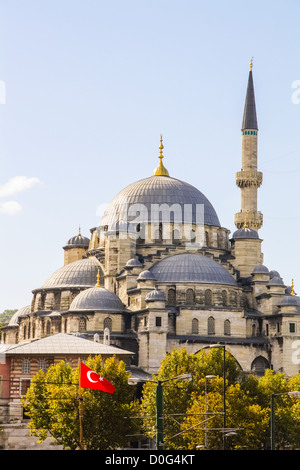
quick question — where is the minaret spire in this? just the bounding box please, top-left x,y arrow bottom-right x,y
234,61 -> 263,231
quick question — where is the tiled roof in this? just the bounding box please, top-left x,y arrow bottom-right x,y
6,333 -> 134,356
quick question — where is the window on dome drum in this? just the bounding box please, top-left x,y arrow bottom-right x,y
207,316 -> 215,335
104,317 -> 112,332
23,325 -> 26,339
46,321 -> 51,335
192,318 -> 199,334
224,319 -> 231,336
222,290 -> 227,307
172,229 -> 180,244
79,317 -> 86,332
167,288 -> 176,306
22,359 -> 31,374
155,317 -> 162,327
186,288 -> 195,305
205,289 -> 213,306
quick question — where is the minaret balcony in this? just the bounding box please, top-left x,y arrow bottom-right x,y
236,170 -> 263,188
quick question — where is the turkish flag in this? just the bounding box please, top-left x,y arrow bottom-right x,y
80,362 -> 115,394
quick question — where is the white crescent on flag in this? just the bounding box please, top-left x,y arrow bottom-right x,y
87,371 -> 98,383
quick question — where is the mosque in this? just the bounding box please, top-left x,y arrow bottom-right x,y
2,62 -> 300,377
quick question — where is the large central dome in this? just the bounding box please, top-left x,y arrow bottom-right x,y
99,175 -> 220,229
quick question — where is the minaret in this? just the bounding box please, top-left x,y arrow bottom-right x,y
234,59 -> 263,230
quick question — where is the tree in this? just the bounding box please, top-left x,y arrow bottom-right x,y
23,356 -> 139,450
181,378 -> 269,450
139,347 -> 243,450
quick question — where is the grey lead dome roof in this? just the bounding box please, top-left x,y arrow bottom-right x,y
149,253 -> 237,286
65,234 -> 90,247
41,257 -> 102,289
99,176 -> 220,229
232,227 -> 259,239
9,305 -> 30,326
69,286 -> 124,312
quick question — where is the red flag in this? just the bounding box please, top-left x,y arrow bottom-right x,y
80,362 -> 115,394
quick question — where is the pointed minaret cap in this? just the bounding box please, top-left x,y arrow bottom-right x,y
152,135 -> 169,177
241,58 -> 258,131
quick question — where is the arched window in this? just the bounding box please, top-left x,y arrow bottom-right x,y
104,317 -> 112,332
205,289 -> 213,306
251,356 -> 270,377
192,318 -> 199,334
64,319 -> 68,332
38,360 -> 47,373
207,316 -> 215,335
79,317 -> 86,332
167,288 -> 176,306
46,321 -> 51,335
22,359 -> 31,374
222,290 -> 227,307
23,325 -> 27,339
186,289 -> 195,305
224,319 -> 231,336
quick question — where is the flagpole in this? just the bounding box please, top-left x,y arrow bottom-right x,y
79,362 -> 84,450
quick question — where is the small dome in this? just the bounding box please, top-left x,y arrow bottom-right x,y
125,258 -> 143,268
268,276 -> 285,286
8,305 -> 30,326
278,295 -> 299,307
145,288 -> 166,302
149,253 -> 237,286
137,270 -> 156,281
41,257 -> 102,289
252,264 -> 269,274
269,270 -> 280,279
65,227 -> 90,248
69,286 -> 124,312
232,227 -> 259,239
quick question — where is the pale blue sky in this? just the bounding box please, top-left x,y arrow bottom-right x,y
0,0 -> 299,311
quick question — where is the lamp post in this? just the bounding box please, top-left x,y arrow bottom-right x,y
270,390 -> 300,450
155,374 -> 192,450
209,344 -> 226,450
205,375 -> 216,449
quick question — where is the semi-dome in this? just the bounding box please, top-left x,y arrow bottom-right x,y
99,175 -> 220,230
149,253 -> 237,286
8,305 -> 30,326
41,257 -> 103,289
69,286 -> 124,312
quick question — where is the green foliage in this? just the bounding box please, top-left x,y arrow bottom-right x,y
140,348 -> 300,450
23,356 -> 139,450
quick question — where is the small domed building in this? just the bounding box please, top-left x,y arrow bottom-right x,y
2,64 -> 300,377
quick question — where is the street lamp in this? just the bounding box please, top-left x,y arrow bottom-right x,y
155,374 -> 192,450
209,344 -> 226,450
205,375 -> 216,449
270,390 -> 300,450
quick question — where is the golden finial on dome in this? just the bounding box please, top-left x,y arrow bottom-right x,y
96,269 -> 101,287
243,215 -> 248,228
291,279 -> 296,296
78,225 -> 81,237
250,57 -> 253,71
152,135 -> 170,177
